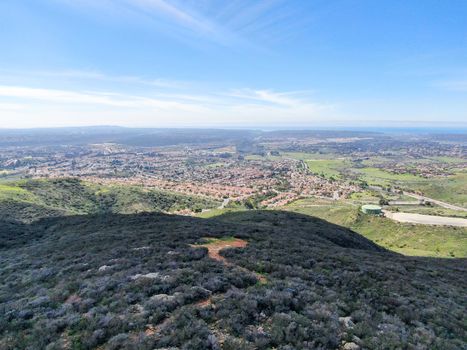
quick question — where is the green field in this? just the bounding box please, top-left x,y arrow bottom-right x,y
247,150 -> 466,207
282,152 -> 337,160
196,207 -> 244,218
355,167 -> 424,183
413,173 -> 467,207
204,162 -> 226,168
285,151 -> 467,207
284,199 -> 467,258
0,184 -> 34,201
353,215 -> 466,257
305,159 -> 348,178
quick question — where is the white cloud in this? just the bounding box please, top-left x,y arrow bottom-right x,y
0,85 -> 206,112
0,102 -> 24,110
228,89 -> 316,107
0,83 -> 332,128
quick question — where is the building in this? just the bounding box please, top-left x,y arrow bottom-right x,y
361,204 -> 382,215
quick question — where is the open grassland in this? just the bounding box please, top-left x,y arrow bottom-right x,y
428,156 -> 467,164
245,154 -> 283,161
282,151 -> 337,160
305,159 -> 348,179
352,214 -> 467,258
284,199 -> 467,258
196,207 -> 244,218
355,167 -> 424,184
413,172 -> 467,207
0,184 -> 35,201
204,162 -> 226,169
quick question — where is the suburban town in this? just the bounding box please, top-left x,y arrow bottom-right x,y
0,130 -> 464,212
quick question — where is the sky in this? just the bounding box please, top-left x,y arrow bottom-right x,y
0,0 -> 466,129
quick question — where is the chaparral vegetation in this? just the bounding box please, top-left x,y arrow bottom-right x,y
1,210 -> 465,349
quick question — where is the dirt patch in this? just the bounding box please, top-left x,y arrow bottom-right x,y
384,210 -> 467,227
144,316 -> 172,337
191,237 -> 268,284
145,324 -> 157,336
193,238 -> 248,264
65,294 -> 82,304
256,274 -> 268,284
194,296 -> 213,308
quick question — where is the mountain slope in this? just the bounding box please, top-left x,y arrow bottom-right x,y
1,211 -> 465,349
0,178 -> 219,222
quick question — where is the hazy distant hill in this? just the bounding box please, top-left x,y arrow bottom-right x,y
0,126 -> 385,147
0,127 -> 260,147
0,208 -> 465,349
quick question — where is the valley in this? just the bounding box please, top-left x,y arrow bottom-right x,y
0,127 -> 466,349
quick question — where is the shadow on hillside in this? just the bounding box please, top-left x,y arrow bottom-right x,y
0,209 -> 461,265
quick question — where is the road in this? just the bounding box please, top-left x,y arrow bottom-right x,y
383,210 -> 467,227
403,192 -> 467,212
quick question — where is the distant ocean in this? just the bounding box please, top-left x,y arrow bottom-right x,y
255,126 -> 467,134
322,127 -> 467,134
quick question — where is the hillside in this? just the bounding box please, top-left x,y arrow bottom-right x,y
1,210 -> 466,349
283,199 -> 467,258
0,178 -> 219,222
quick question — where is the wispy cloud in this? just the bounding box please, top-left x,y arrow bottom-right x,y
55,0 -> 310,47
228,89 -> 317,108
0,85 -> 204,112
26,69 -> 187,89
130,0 -> 214,34
0,83 -> 332,127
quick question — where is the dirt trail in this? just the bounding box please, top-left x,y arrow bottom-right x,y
192,237 -> 267,284
193,238 -> 248,263
142,238 -> 266,339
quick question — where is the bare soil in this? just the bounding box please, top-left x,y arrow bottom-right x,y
193,238 -> 248,263
192,237 -> 268,284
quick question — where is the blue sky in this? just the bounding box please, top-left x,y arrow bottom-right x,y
0,0 -> 466,128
